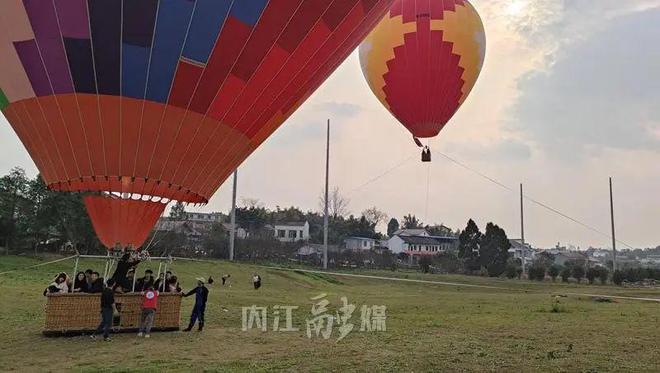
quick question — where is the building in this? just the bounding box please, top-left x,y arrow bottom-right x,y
270,221 -> 310,242
387,235 -> 457,255
508,239 -> 536,267
391,228 -> 430,237
183,211 -> 226,222
221,223 -> 248,239
344,237 -> 379,251
553,251 -> 587,266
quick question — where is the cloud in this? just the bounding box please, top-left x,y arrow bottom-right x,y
442,138 -> 532,162
508,7 -> 660,159
313,101 -> 363,119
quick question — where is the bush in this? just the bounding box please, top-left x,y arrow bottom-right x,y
418,256 -> 433,273
505,263 -> 519,279
528,264 -> 546,281
612,270 -> 624,285
560,267 -> 571,283
598,267 -> 609,285
586,267 -> 599,284
548,265 -> 562,282
572,266 -> 585,283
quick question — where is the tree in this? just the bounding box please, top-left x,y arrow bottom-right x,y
528,264 -> 546,281
458,219 -> 481,271
572,266 -> 585,283
479,223 -> 511,277
586,267 -> 599,285
0,167 -> 29,250
402,214 -> 422,229
201,223 -> 228,258
362,207 -> 387,228
598,267 -> 609,285
505,262 -> 519,279
548,265 -> 561,282
241,197 -> 263,209
170,201 -> 187,219
318,187 -> 350,219
612,270 -> 624,285
387,218 -> 400,237
560,267 -> 571,283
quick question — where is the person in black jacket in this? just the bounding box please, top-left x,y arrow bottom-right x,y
182,278 -> 209,332
92,279 -> 117,341
135,269 -> 154,292
110,252 -> 139,289
73,271 -> 88,293
87,272 -> 103,293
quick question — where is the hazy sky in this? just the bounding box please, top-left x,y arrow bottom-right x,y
1,0 -> 659,249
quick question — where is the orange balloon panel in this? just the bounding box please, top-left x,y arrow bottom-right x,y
84,195 -> 166,249
359,0 -> 486,138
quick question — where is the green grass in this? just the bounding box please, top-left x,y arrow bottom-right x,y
0,255 -> 659,372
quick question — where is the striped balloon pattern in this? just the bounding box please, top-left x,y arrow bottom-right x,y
359,0 -> 485,138
0,0 -> 393,248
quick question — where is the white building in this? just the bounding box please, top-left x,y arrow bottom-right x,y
344,237 -> 379,251
387,235 -> 456,255
508,239 -> 536,267
270,221 -> 309,242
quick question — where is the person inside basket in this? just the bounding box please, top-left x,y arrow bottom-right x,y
136,269 -> 155,292
84,269 -> 94,289
92,279 -> 117,342
43,272 -> 69,296
154,272 -> 165,291
166,275 -> 182,293
182,277 -> 209,332
87,271 -> 103,293
138,285 -> 159,338
73,271 -> 88,293
110,250 -> 140,290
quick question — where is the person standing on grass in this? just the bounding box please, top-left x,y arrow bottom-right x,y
252,273 -> 262,290
182,278 -> 209,332
93,279 -> 117,341
138,285 -> 158,338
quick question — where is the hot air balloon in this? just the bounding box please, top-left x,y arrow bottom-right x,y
0,0 -> 395,249
359,0 -> 486,161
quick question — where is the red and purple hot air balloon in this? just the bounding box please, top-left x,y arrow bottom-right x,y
0,0 -> 394,249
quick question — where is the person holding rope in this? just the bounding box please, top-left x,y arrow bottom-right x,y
182,277 -> 209,332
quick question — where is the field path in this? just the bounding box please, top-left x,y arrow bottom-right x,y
263,266 -> 660,303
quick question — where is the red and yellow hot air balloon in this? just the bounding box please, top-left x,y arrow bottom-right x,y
0,0 -> 394,249
359,0 -> 486,160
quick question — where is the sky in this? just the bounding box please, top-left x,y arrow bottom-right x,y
1,0 -> 659,250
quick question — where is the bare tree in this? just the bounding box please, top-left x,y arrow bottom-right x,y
362,206 -> 388,226
318,187 -> 350,219
240,197 -> 263,209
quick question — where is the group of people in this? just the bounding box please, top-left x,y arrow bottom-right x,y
43,270 -> 104,296
43,256 -> 263,341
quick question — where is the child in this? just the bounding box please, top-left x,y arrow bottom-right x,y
182,278 -> 209,332
138,285 -> 158,338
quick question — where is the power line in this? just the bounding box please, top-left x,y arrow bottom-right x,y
432,148 -> 635,250
350,152 -> 417,194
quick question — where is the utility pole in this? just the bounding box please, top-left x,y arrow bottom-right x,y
609,177 -> 617,272
229,169 -> 237,261
520,183 -> 526,275
323,119 -> 330,270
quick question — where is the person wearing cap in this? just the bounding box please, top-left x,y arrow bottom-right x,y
182,277 -> 209,332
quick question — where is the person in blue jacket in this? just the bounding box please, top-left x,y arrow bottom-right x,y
182,277 -> 209,332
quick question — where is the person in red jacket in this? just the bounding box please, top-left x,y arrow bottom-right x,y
138,285 -> 158,338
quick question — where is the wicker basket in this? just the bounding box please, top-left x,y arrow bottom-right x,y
43,292 -> 182,336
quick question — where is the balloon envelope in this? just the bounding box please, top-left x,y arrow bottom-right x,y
0,0 -> 394,248
359,0 -> 486,138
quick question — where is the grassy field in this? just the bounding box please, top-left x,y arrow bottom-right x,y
0,255 -> 659,372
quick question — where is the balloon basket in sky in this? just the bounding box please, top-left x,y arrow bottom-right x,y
0,0 -> 398,249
